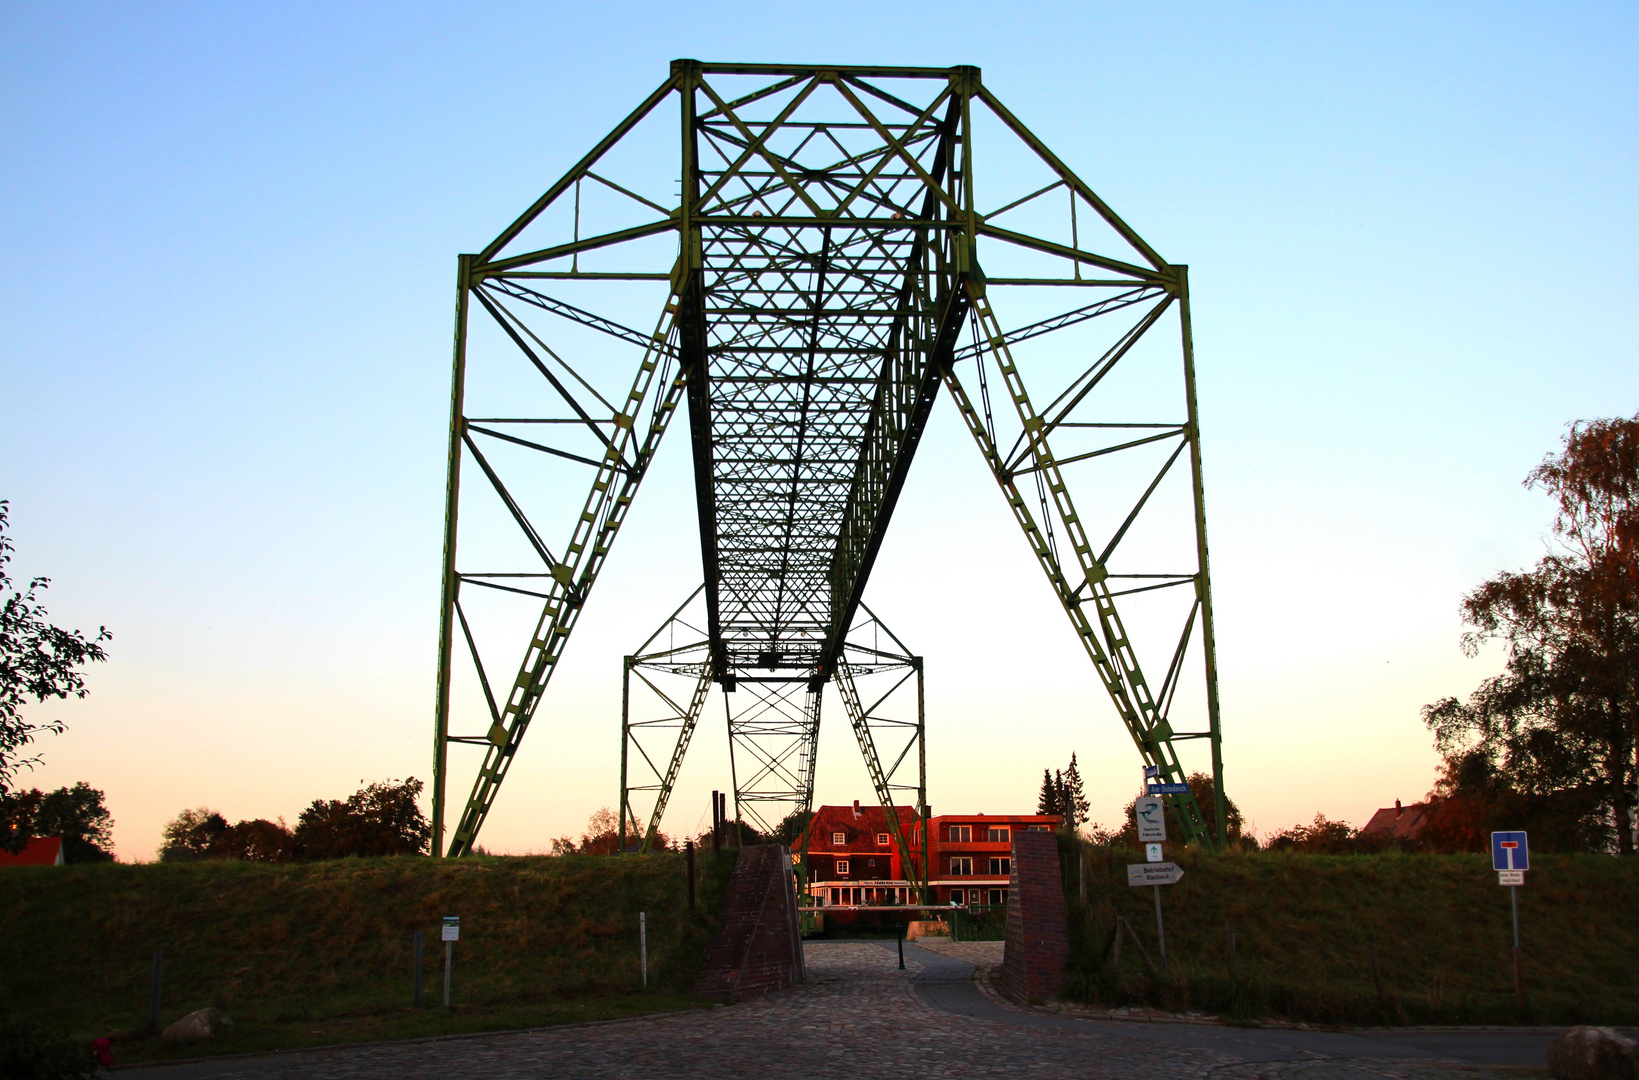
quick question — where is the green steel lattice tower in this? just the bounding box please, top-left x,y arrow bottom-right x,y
431,62 -> 1226,864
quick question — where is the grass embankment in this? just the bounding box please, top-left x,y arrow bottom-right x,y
1060,839 -> 1639,1026
0,849 -> 736,1063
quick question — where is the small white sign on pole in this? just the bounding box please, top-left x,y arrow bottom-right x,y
441,916 -> 460,942
1146,842 -> 1164,863
1498,870 -> 1524,886
1135,797 -> 1166,843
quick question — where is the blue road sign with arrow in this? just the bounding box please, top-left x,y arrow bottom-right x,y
1491,831 -> 1529,871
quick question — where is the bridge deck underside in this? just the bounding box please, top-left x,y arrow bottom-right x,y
702,224 -> 919,672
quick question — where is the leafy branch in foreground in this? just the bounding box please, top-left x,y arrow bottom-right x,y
0,501 -> 111,817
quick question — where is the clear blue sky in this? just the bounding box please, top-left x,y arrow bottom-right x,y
3,2 -> 1635,859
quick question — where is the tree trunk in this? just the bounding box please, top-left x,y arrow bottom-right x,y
1611,699 -> 1634,856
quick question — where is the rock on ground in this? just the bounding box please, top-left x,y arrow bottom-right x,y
1549,1026 -> 1639,1080
161,1007 -> 234,1044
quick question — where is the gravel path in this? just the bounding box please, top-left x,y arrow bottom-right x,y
124,941 -> 1554,1080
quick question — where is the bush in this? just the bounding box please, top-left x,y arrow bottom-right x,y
0,1009 -> 99,1079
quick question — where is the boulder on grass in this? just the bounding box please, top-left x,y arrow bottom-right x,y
1548,1027 -> 1639,1080
161,1008 -> 234,1044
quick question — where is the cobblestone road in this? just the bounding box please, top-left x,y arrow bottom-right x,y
130,942 -> 1549,1080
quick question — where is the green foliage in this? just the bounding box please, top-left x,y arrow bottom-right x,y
1035,754 -> 1088,828
1058,838 -> 1639,1025
0,849 -> 738,1063
1425,415 -> 1639,854
0,501 -> 111,816
292,778 -> 430,859
161,808 -> 297,863
1,783 -> 115,862
0,1008 -> 99,1079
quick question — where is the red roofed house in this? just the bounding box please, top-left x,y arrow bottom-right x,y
0,837 -> 65,866
794,802 -> 1061,907
1359,799 -> 1431,842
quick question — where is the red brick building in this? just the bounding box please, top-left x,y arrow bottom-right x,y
794,802 -> 1060,907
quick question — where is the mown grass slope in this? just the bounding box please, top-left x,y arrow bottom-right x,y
1061,841 -> 1639,1025
0,850 -> 734,1061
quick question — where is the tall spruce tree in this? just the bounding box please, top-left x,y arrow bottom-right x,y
1062,753 -> 1090,831
1036,769 -> 1062,816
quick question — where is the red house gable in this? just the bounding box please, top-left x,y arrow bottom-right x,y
0,836 -> 65,866
797,802 -> 920,856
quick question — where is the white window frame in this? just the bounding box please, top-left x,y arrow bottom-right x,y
876,832 -> 890,846
832,831 -> 846,845
836,858 -> 849,875
950,856 -> 973,875
989,888 -> 1007,905
949,888 -> 966,905
989,856 -> 1011,875
949,825 -> 971,843
987,826 -> 1010,843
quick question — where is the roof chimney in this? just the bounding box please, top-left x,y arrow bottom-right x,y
1395,799 -> 1402,815
853,800 -> 861,817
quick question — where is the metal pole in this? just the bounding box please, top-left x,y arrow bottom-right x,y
443,940 -> 452,1007
640,912 -> 648,988
619,657 -> 632,853
916,659 -> 929,904
148,949 -> 163,1030
1176,267 -> 1226,852
898,920 -> 906,970
1153,885 -> 1167,972
686,840 -> 696,910
1228,923 -> 1236,983
432,253 -> 473,859
1511,885 -> 1524,1011
413,929 -> 423,1007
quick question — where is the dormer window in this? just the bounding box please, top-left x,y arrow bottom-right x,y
877,833 -> 890,846
832,831 -> 847,845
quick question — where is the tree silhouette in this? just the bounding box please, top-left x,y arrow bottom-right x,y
0,501 -> 110,824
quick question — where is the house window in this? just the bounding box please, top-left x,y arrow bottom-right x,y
1028,825 -> 1049,832
949,888 -> 966,905
989,857 -> 1011,875
836,859 -> 849,876
948,825 -> 971,843
832,831 -> 847,845
987,826 -> 1010,843
988,888 -> 1007,905
913,829 -> 921,846
950,856 -> 973,875
877,833 -> 890,846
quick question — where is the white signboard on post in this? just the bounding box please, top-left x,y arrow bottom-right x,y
1127,862 -> 1185,886
441,916 -> 460,942
1135,797 -> 1166,843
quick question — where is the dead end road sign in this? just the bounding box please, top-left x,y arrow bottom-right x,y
1491,831 -> 1529,872
1127,862 -> 1185,886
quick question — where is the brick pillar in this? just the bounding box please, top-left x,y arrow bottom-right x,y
999,830 -> 1069,1001
694,844 -> 804,1000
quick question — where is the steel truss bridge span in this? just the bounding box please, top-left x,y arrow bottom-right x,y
432,61 -> 1225,868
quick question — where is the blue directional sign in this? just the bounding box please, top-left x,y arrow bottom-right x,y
1491,831 -> 1529,871
1147,782 -> 1189,795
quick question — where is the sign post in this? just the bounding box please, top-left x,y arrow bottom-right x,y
1490,832 -> 1528,1011
441,915 -> 460,1007
1130,796 -> 1181,973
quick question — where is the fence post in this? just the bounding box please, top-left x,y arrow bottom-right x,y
148,949 -> 164,1030
413,929 -> 424,1007
1370,941 -> 1384,1012
640,912 -> 648,988
1228,922 -> 1236,984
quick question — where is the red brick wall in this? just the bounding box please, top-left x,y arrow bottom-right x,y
998,831 -> 1068,1001
694,845 -> 805,1001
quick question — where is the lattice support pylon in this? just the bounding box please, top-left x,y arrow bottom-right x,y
434,61 -> 1225,857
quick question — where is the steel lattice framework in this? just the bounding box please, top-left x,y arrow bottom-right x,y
432,61 -> 1225,863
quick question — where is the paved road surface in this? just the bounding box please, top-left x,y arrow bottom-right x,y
125,941 -> 1557,1079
